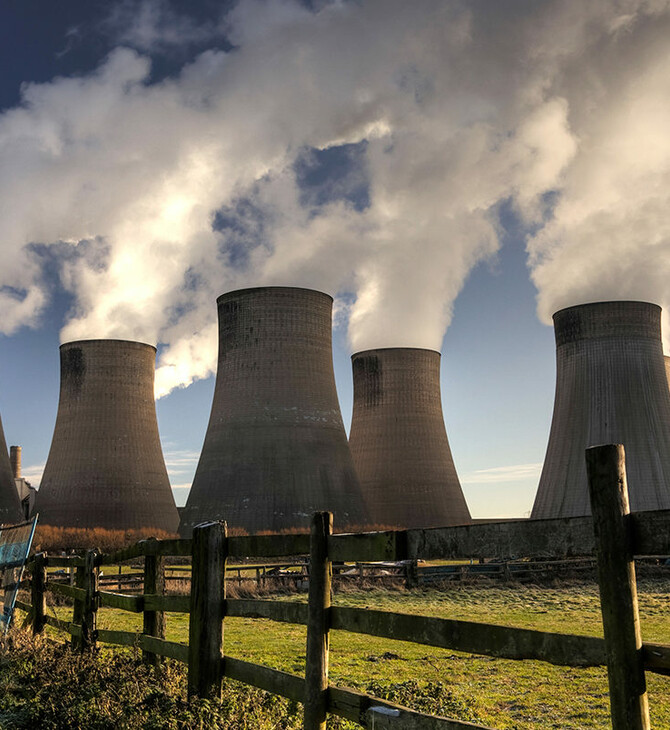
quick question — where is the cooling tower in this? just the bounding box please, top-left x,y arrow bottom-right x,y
348,348 -> 471,529
0,415 -> 23,525
531,301 -> 670,519
37,340 -> 179,532
179,287 -> 368,536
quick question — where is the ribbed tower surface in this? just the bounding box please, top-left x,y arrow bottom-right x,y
37,340 -> 179,532
179,287 -> 368,536
532,301 -> 670,519
348,348 -> 471,529
0,414 -> 23,525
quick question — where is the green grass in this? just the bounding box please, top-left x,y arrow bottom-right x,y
12,579 -> 670,729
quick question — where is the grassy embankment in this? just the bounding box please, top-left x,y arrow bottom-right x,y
1,579 -> 669,729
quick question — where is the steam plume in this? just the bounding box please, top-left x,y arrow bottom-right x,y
0,0 -> 667,396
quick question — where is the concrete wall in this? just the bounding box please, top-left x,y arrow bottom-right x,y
348,347 -> 471,529
532,301 -> 670,518
37,339 -> 179,532
180,287 -> 368,535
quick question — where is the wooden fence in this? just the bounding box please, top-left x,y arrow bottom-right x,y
14,444 -> 670,729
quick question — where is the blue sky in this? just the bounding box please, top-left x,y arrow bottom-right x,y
1,1 -> 668,518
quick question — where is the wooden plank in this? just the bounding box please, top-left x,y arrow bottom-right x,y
330,606 -> 606,666
47,582 -> 86,601
329,516 -> 597,563
31,553 -> 47,635
328,685 -> 493,729
226,599 -> 308,625
304,512 -> 332,730
99,572 -> 145,580
95,630 -> 189,663
96,629 -> 141,647
143,543 -> 165,666
586,444 -> 649,730
144,594 -> 190,613
44,614 -> 82,638
98,591 -> 143,612
630,510 -> 670,555
228,533 -> 310,559
153,539 -> 192,557
98,543 -> 146,566
45,556 -> 85,568
222,656 -> 304,703
140,635 -> 189,663
97,538 -> 191,562
406,518 -> 596,562
329,530 -> 401,562
642,643 -> 670,676
14,599 -> 32,614
188,521 -> 227,699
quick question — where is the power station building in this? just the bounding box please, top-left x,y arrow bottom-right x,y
37,339 -> 179,532
0,415 -> 24,525
348,347 -> 471,528
532,300 -> 670,518
179,286 -> 368,536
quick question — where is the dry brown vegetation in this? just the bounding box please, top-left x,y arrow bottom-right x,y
33,525 -> 179,553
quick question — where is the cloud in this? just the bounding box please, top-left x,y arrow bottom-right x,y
460,463 -> 543,486
102,0 -> 228,55
523,1 -> 670,341
161,447 -> 200,480
20,463 -> 46,487
1,0 -> 668,395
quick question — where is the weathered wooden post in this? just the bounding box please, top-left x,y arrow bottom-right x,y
586,444 -> 650,730
188,521 -> 227,699
30,553 -> 47,635
143,539 -> 165,666
72,549 -> 99,652
404,559 -> 419,589
304,511 -> 332,730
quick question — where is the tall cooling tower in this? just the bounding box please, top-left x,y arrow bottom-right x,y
348,348 -> 471,529
37,340 -> 179,532
532,301 -> 670,518
0,415 -> 23,524
179,287 -> 368,536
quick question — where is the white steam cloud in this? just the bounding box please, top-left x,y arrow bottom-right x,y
0,0 -> 669,397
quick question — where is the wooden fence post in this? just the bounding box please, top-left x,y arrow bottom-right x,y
143,539 -> 165,666
304,511 -> 332,730
31,552 -> 47,635
72,549 -> 98,652
188,521 -> 227,699
586,444 -> 650,730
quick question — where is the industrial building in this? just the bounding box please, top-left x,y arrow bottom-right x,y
36,339 -> 179,532
10,446 -> 36,520
348,347 -> 471,528
0,416 -> 24,525
532,301 -> 670,518
179,286 -> 368,535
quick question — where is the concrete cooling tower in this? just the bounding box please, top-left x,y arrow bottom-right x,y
348,348 -> 471,529
532,301 -> 670,519
179,287 -> 368,536
0,415 -> 23,525
37,340 -> 179,532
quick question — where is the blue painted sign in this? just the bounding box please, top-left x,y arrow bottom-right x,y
0,516 -> 37,633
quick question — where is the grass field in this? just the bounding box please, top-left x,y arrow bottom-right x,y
20,577 -> 667,729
